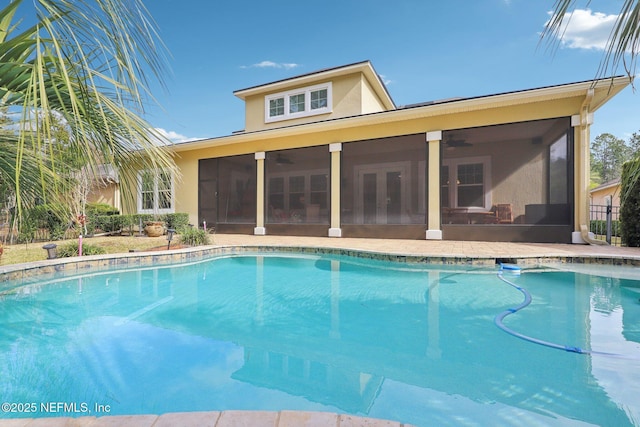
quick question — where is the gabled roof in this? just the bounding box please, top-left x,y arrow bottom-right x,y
233,60 -> 396,110
172,73 -> 631,152
590,178 -> 621,193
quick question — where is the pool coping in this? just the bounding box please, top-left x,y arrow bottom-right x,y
0,410 -> 416,426
2,242 -> 640,286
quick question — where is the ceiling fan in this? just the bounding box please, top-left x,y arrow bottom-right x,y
275,153 -> 293,165
445,135 -> 472,148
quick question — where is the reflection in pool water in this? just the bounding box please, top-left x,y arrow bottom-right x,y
0,254 -> 639,426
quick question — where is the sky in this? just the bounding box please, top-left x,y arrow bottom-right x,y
73,1 -> 640,143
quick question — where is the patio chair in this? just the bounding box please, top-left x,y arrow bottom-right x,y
495,204 -> 513,224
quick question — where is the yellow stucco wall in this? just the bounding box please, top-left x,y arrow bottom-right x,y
360,74 -> 386,114
88,182 -> 120,211
590,185 -> 621,207
173,154 -> 199,224
243,73 -> 387,132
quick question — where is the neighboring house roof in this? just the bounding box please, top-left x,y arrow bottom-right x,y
94,164 -> 119,183
590,178 -> 620,194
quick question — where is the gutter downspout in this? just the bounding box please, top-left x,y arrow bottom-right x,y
574,88 -> 607,245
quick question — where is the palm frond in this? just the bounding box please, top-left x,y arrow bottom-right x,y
0,0 -> 179,221
542,1 -> 640,207
541,0 -> 639,80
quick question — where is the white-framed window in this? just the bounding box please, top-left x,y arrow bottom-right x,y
289,93 -> 305,114
138,169 -> 175,214
266,169 -> 329,222
442,156 -> 492,210
265,82 -> 332,123
269,97 -> 284,117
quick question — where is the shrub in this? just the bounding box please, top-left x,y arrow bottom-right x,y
86,203 -> 119,216
22,204 -> 69,241
57,241 -> 106,257
163,213 -> 190,231
86,203 -> 120,234
92,214 -> 125,233
86,212 -> 191,235
17,221 -> 37,244
179,227 -> 210,246
620,159 -> 640,247
589,219 -> 621,237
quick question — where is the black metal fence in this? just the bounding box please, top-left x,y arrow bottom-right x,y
590,204 -> 621,245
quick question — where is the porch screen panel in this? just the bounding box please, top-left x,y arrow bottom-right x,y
198,159 -> 217,227
341,134 -> 426,225
549,134 -> 568,204
198,155 -> 256,226
217,155 -> 256,224
265,146 -> 330,224
441,118 -> 572,226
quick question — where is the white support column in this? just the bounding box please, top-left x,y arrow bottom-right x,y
426,131 -> 443,240
329,143 -> 342,237
254,151 -> 266,235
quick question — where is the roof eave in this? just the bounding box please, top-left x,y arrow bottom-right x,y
174,76 -> 630,153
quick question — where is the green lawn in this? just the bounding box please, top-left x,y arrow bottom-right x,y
0,235 -> 172,266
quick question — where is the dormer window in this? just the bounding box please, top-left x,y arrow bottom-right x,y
269,98 -> 284,117
311,89 -> 327,109
289,93 -> 305,113
265,82 -> 332,123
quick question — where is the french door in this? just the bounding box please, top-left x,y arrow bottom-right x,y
355,163 -> 409,224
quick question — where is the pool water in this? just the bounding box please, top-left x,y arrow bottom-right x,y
1,253 -> 639,426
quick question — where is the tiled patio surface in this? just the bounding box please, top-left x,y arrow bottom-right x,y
210,234 -> 640,262
3,234 -> 639,427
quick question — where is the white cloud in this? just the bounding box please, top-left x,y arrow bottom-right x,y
154,128 -> 202,143
379,74 -> 393,86
240,60 -> 300,70
553,9 -> 617,50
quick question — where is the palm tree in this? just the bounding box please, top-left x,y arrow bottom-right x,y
542,1 -> 639,203
0,0 -> 178,232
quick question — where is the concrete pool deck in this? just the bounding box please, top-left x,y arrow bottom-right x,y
2,235 -> 639,426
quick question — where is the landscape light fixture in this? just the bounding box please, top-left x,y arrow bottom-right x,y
42,243 -> 57,259
166,228 -> 176,250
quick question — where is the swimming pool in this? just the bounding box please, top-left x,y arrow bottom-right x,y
1,252 -> 639,426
